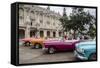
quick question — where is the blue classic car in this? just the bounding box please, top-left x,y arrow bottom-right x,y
74,40 -> 96,60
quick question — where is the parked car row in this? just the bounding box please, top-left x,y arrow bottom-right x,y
19,37 -> 96,61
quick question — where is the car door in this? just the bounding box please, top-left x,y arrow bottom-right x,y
55,41 -> 66,51
63,41 -> 75,51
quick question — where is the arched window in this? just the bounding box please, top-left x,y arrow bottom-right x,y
30,30 -> 36,37
40,31 -> 44,37
53,32 -> 56,37
59,32 -> 62,37
19,29 -> 25,39
47,31 -> 50,37
30,11 -> 35,19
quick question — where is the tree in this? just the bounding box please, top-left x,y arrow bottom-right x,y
87,16 -> 96,38
60,7 -> 95,39
59,7 -> 69,32
60,7 -> 73,31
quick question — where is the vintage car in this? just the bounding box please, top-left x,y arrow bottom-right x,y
74,40 -> 96,60
20,37 -> 61,48
43,39 -> 80,54
20,37 -> 45,48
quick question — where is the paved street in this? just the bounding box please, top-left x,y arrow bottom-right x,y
19,46 -> 77,64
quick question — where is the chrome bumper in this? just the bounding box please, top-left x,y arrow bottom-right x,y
42,47 -> 48,53
19,41 -> 24,46
74,50 -> 88,60
42,47 -> 48,51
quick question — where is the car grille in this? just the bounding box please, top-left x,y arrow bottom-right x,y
76,49 -> 85,56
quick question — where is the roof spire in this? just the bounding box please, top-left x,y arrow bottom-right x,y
63,7 -> 66,16
47,6 -> 50,10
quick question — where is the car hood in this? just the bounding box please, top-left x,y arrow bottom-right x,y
78,45 -> 96,50
76,40 -> 96,50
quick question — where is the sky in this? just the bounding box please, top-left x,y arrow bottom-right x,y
39,5 -> 96,17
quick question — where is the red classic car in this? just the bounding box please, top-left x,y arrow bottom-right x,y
43,40 -> 80,54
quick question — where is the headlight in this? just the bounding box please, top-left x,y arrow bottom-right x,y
19,41 -> 24,45
75,43 -> 79,47
77,48 -> 84,53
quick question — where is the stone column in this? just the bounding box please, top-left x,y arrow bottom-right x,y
56,30 -> 59,38
61,31 -> 63,37
24,12 -> 31,38
50,30 -> 53,38
37,30 -> 40,38
64,32 -> 67,36
25,26 -> 30,38
44,30 -> 47,38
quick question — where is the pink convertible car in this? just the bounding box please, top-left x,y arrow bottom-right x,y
43,40 -> 80,54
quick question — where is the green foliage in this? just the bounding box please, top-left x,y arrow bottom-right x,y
87,24 -> 96,38
59,7 -> 96,38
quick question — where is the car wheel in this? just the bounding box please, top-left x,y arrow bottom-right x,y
48,47 -> 55,54
24,42 -> 30,46
34,43 -> 41,49
89,53 -> 96,60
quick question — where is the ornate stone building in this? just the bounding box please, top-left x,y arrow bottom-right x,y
19,4 -> 63,39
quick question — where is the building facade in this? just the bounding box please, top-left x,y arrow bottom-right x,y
19,4 -> 63,39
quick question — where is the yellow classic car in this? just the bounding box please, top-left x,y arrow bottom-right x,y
20,37 -> 45,48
